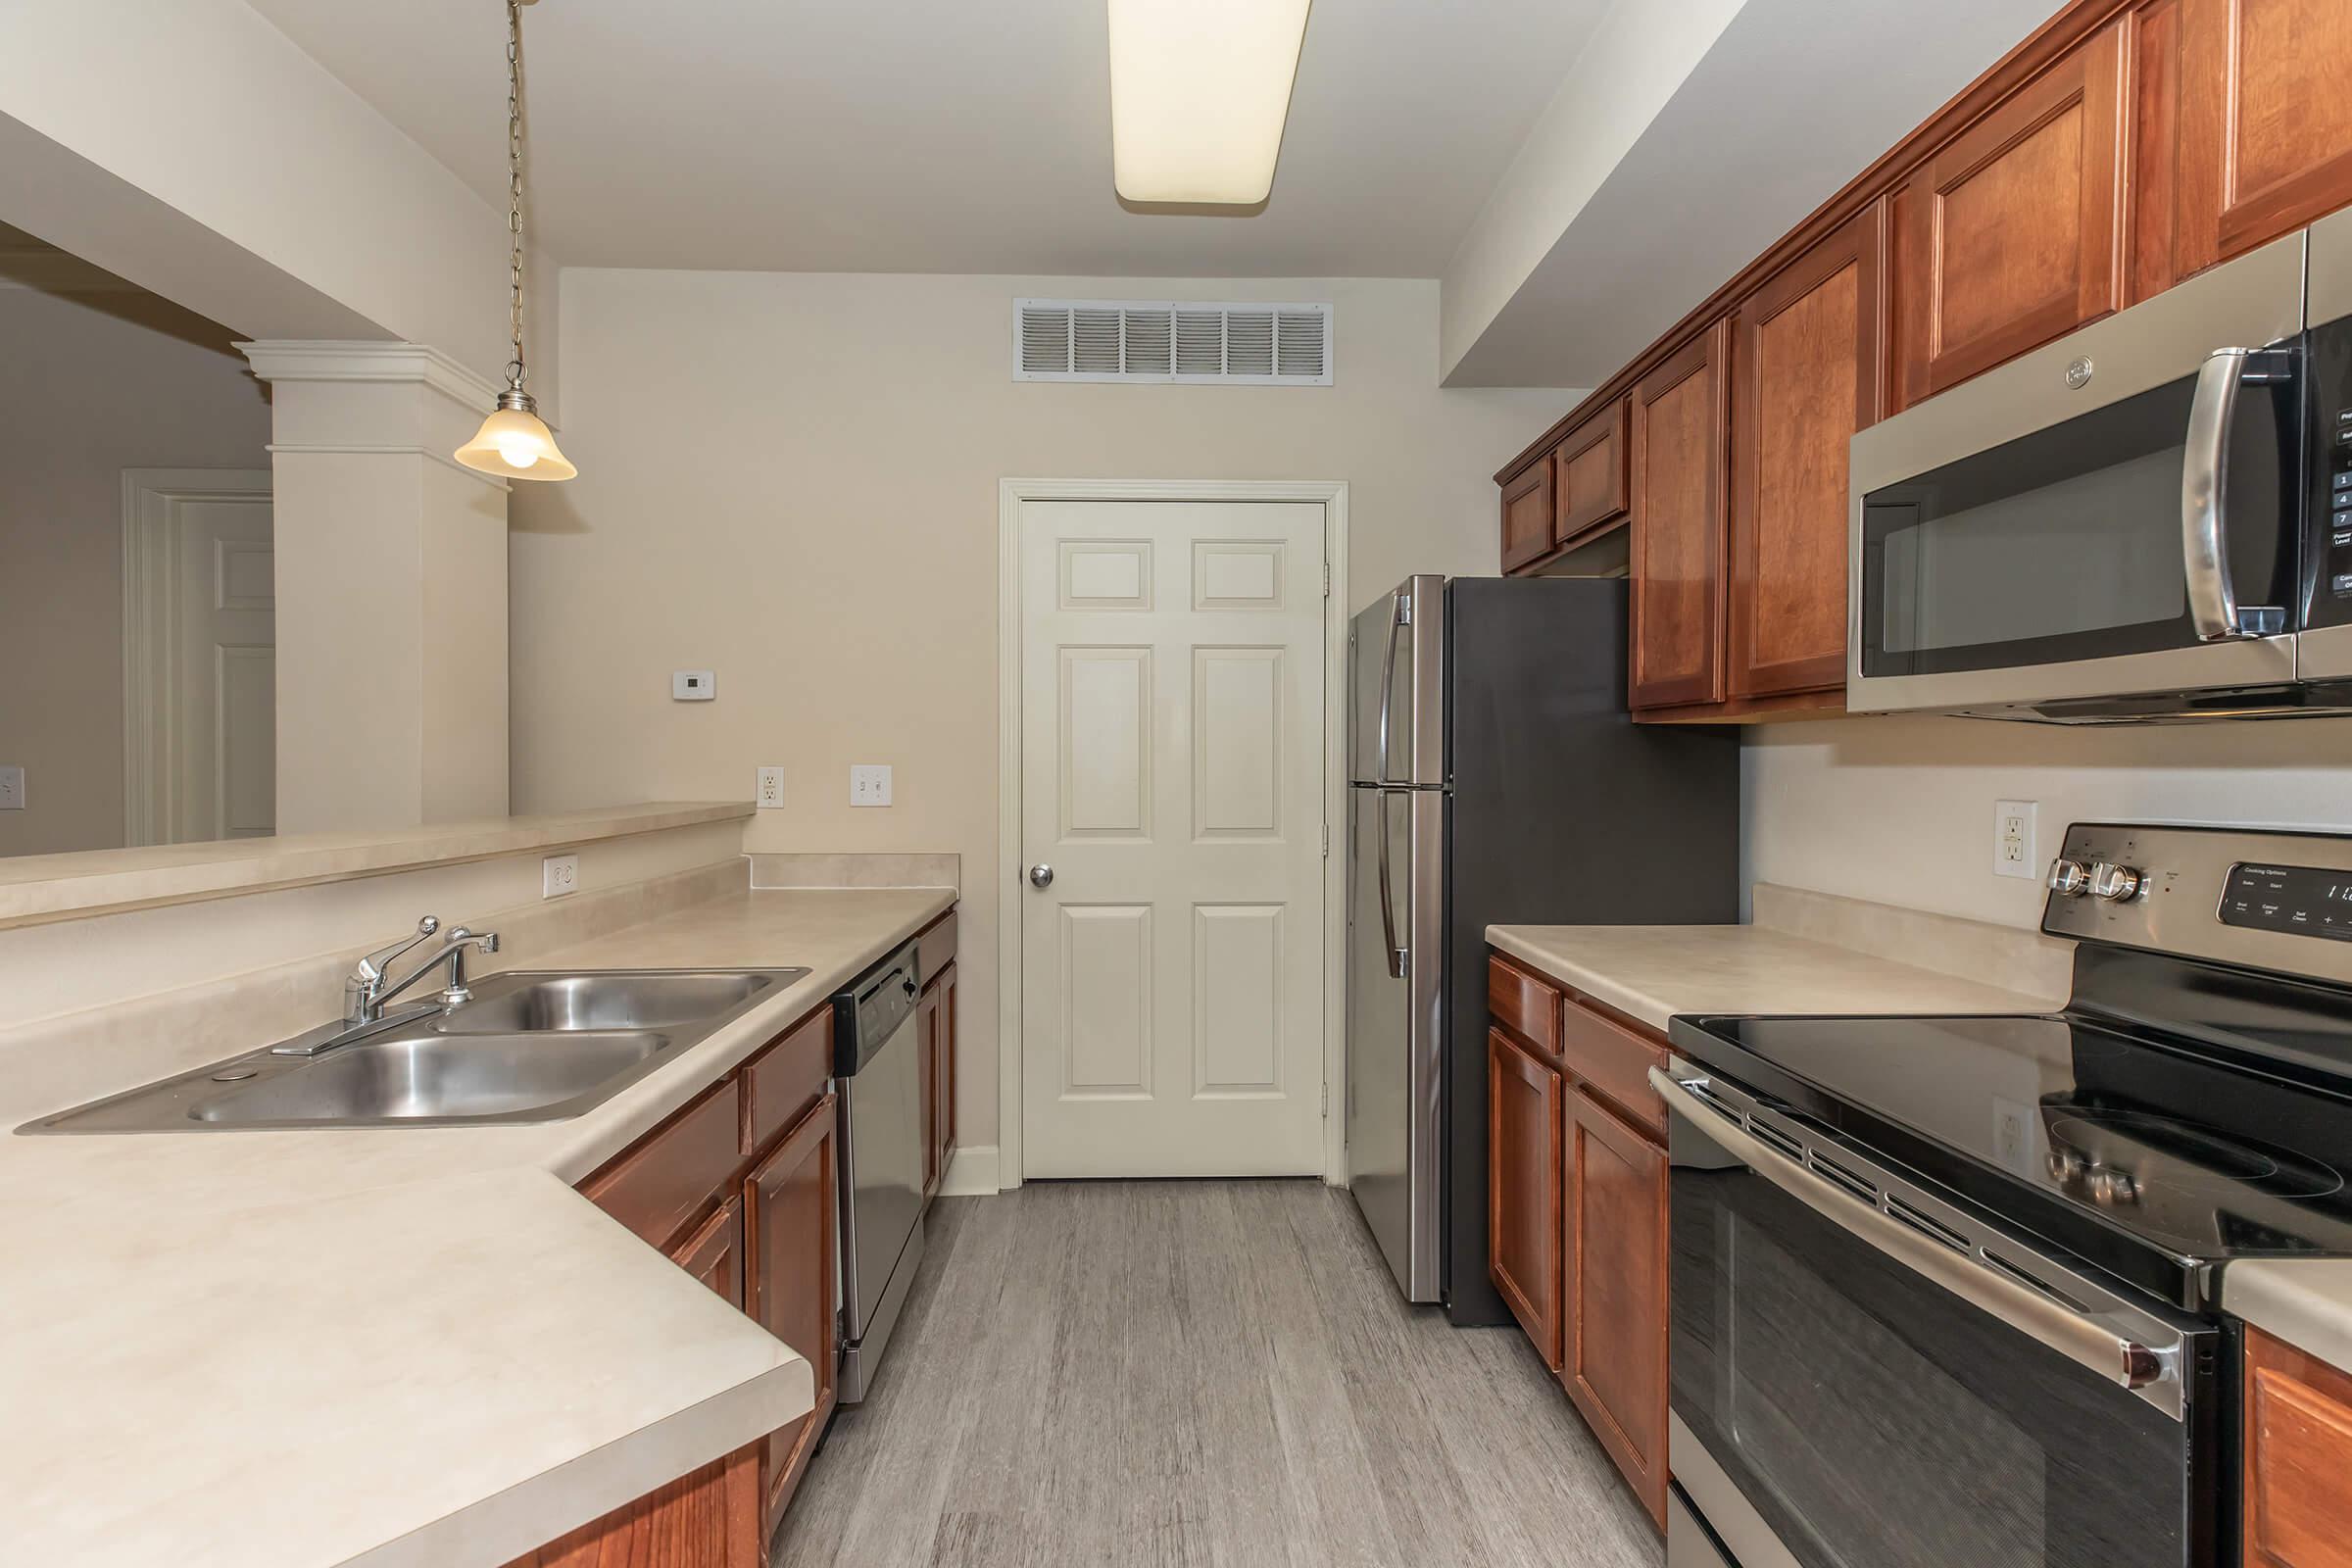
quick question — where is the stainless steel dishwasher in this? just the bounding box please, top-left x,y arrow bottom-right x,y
831,940 -> 925,1403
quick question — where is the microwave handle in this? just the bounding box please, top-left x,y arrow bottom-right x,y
2181,347 -> 2292,641
1650,1066 -> 2187,1420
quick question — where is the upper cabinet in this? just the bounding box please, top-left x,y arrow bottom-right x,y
1496,399 -> 1630,573
1729,205 -> 1886,700
1498,457 -> 1556,573
1629,323 -> 1730,712
2162,0 -> 2352,281
1889,20 -> 2128,409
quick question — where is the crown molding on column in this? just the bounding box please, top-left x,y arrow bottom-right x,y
236,340 -> 504,415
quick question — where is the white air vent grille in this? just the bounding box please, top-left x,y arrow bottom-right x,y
1015,299 -> 1332,385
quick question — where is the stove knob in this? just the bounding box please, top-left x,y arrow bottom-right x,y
2088,861 -> 2146,902
2046,858 -> 2091,897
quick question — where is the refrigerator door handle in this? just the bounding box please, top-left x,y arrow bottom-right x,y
1376,790 -> 1406,979
1377,587 -> 1407,785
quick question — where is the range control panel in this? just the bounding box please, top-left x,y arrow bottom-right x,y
2042,822 -> 2352,987
2220,862 -> 2352,943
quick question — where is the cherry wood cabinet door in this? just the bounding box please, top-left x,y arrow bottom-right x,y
2245,1326 -> 2352,1568
669,1194 -> 747,1311
2172,0 -> 2352,280
1629,321 -> 1731,710
1562,1084 -> 1669,1530
917,980 -> 943,1199
1729,203 -> 1886,700
1488,1028 -> 1564,1369
1891,21 -> 2128,409
502,1446 -> 762,1568
746,1093 -> 839,1531
1553,399 -> 1632,548
1499,456 -> 1557,572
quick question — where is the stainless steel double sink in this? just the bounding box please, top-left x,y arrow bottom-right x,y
22,968 -> 808,1134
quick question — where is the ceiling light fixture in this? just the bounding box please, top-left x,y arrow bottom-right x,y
456,0 -> 575,482
1106,0 -> 1311,206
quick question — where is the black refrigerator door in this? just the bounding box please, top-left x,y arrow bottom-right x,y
1440,576 -> 1740,1326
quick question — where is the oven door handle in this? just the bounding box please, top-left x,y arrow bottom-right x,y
1651,1067 -> 2188,1420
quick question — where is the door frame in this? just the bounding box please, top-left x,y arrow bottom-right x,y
121,466 -> 274,847
996,478 -> 1350,1192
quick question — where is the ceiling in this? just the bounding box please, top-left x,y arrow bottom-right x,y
244,0 -> 1614,277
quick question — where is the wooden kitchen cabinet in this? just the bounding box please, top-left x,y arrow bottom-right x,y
747,1091 -> 839,1534
1729,204 -> 1886,702
501,1446 -> 762,1568
1563,1083 -> 1671,1531
671,1194 -> 747,1310
925,962 -> 956,1194
1890,20 -> 2129,408
2166,0 -> 2352,282
1488,1027 -> 1565,1368
2244,1326 -> 2352,1568
1552,399 -> 1632,550
1499,456 -> 1557,572
1629,320 -> 1731,711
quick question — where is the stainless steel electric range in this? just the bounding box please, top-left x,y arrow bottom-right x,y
1657,823 -> 2352,1568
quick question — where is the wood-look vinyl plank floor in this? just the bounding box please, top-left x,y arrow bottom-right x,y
774,1180 -> 1662,1568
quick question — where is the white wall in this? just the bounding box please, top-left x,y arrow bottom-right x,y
1745,714 -> 2352,929
0,283 -> 271,858
510,270 -> 1567,1152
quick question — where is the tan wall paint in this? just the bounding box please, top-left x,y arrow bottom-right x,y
0,286 -> 270,858
1744,714 -> 2352,930
510,270 -> 1567,1152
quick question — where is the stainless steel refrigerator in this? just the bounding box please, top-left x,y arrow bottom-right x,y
1346,575 -> 1739,1323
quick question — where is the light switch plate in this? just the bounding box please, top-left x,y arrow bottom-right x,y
1993,799 -> 2038,879
757,766 -> 786,808
0,765 -> 21,809
542,854 -> 579,898
851,764 -> 893,808
672,669 -> 716,702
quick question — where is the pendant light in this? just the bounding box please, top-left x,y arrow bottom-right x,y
456,0 -> 576,482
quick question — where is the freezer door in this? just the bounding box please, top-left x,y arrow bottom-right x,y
1347,784 -> 1443,1301
1348,575 -> 1446,787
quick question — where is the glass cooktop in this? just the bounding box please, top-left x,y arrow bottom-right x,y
1669,1010 -> 2352,1306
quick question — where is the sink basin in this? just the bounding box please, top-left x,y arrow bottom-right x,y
440,971 -> 772,1034
21,966 -> 808,1133
190,1029 -> 671,1124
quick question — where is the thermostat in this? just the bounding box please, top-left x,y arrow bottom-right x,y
672,669 -> 716,701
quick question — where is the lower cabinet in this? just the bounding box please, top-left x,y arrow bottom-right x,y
1487,951 -> 1673,1532
747,1092 -> 840,1536
919,962 -> 957,1198
2244,1325 -> 2352,1568
672,1194 -> 748,1309
1488,1028 -> 1564,1368
501,1445 -> 763,1568
1563,1084 -> 1670,1528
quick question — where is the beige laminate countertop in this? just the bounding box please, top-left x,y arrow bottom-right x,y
1486,922 -> 2065,1034
0,885 -> 954,1568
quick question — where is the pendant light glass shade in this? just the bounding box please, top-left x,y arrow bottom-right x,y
457,390 -> 576,481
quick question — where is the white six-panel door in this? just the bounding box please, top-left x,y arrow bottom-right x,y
1019,499 -> 1327,1178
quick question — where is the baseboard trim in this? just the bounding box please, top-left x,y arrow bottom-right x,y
939,1145 -> 1003,1196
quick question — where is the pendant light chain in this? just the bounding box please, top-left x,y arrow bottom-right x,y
504,0 -> 528,394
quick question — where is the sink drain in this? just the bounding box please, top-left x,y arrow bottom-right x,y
210,1067 -> 260,1083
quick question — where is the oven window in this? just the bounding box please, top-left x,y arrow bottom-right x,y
1670,1149 -> 2196,1568
1860,372 -> 2292,677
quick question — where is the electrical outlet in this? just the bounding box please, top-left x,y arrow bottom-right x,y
671,669 -> 716,702
1993,799 -> 2038,879
850,764 -> 893,808
0,765 -> 21,810
542,854 -> 579,899
757,766 -> 786,808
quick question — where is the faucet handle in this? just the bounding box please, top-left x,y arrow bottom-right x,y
357,916 -> 442,984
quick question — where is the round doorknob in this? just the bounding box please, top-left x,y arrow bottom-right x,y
1028,863 -> 1054,889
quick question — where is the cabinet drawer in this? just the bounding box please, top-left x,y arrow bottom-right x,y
1558,996 -> 1668,1140
582,1078 -> 744,1250
2246,1326 -> 2352,1568
742,1004 -> 831,1155
1488,954 -> 1561,1056
917,909 -> 958,986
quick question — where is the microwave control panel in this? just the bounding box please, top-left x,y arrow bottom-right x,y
2310,313 -> 2352,626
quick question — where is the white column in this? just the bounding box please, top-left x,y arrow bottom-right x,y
241,341 -> 511,833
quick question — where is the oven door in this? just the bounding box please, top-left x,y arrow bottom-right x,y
1656,1065 -> 2220,1568
1847,227 -> 2306,718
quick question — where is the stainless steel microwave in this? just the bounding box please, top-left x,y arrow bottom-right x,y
1847,206 -> 2352,721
